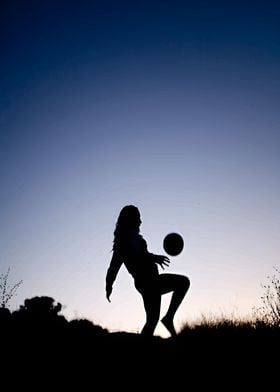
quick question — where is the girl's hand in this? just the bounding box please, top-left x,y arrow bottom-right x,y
155,255 -> 170,269
106,285 -> 112,302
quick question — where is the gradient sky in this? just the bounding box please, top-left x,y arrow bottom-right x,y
1,1 -> 280,337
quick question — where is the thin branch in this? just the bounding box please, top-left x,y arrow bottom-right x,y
0,268 -> 23,309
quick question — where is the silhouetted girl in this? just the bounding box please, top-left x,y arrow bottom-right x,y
105,205 -> 190,336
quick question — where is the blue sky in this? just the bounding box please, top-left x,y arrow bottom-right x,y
1,1 -> 280,336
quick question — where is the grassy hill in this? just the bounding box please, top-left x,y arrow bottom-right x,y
1,296 -> 279,388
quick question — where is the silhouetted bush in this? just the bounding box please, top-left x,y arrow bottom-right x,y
11,295 -> 67,338
0,306 -> 11,324
68,318 -> 108,336
253,267 -> 280,327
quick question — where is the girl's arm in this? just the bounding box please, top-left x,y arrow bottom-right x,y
105,251 -> 122,302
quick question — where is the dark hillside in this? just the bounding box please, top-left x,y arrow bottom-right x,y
1,296 -> 278,387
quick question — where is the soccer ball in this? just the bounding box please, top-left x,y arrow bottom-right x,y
163,233 -> 184,256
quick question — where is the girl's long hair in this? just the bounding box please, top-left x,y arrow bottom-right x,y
113,205 -> 140,252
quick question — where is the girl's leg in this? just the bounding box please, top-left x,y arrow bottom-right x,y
140,288 -> 161,336
158,273 -> 190,336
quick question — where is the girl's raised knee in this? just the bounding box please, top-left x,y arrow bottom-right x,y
182,275 -> 190,290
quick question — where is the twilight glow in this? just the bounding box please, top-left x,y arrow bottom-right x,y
1,1 -> 279,336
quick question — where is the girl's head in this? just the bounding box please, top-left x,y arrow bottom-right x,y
113,205 -> 141,251
116,205 -> 141,229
